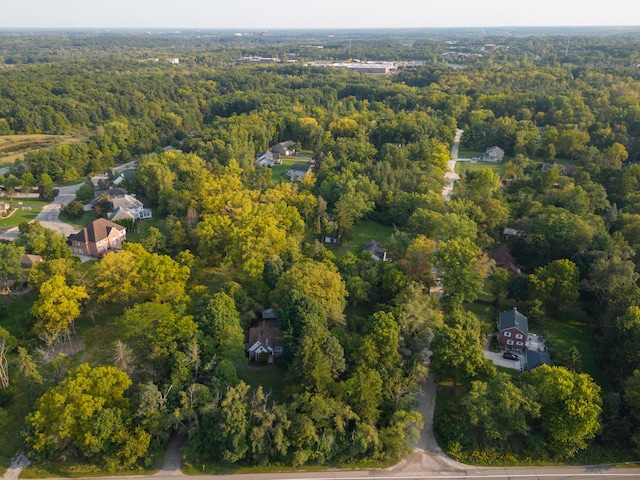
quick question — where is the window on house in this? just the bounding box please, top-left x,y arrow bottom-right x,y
504,331 -> 512,337
516,341 -> 524,346
274,346 -> 283,352
515,333 -> 523,339
506,340 -> 514,345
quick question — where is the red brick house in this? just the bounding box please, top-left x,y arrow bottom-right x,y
497,307 -> 528,351
491,244 -> 521,275
69,218 -> 126,257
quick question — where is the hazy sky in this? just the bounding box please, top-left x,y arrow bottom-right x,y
1,0 -> 638,29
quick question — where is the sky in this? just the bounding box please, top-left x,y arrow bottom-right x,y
1,0 -> 639,29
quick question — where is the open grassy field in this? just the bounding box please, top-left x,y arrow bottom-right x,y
457,148 -> 485,159
455,160 -> 505,175
325,220 -> 395,258
543,314 -> 607,390
236,362 -> 288,404
0,134 -> 87,168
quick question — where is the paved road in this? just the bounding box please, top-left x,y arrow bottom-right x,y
442,129 -> 462,200
0,160 -> 138,241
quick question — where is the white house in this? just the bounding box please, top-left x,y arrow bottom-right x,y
255,150 -> 281,167
108,194 -> 152,220
272,140 -> 295,156
285,164 -> 312,180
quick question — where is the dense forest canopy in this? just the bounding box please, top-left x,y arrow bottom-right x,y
2,28 -> 640,471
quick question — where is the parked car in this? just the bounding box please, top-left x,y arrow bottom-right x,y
503,352 -> 519,360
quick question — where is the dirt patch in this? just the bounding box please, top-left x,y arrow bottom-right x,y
38,339 -> 86,361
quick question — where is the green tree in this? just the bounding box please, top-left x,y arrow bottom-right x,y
24,364 -> 150,468
274,259 -> 348,325
16,221 -> 70,259
195,292 -> 245,363
31,274 -> 88,347
62,200 -> 85,219
75,183 -> 95,204
118,302 -> 197,364
0,243 -> 24,293
529,259 -> 579,312
529,365 -> 601,458
430,322 -> 495,389
140,226 -> 167,254
435,238 -> 489,310
0,327 -> 17,389
463,372 -> 540,442
216,381 -> 251,463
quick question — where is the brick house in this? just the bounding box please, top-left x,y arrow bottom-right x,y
497,307 -> 528,351
68,218 -> 126,257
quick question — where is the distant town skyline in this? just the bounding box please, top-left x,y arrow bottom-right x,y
1,0 -> 638,29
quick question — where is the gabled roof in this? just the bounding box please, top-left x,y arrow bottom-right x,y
246,319 -> 283,351
486,145 -> 505,154
289,163 -> 311,172
364,239 -> 386,261
69,218 -> 125,244
527,349 -> 551,370
273,140 -> 295,149
498,308 -> 528,334
105,188 -> 129,198
111,194 -> 143,211
108,206 -> 136,222
20,253 -> 43,268
491,244 -> 520,275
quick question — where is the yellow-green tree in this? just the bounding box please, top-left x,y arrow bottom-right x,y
274,259 -> 348,325
24,364 -> 150,468
31,274 -> 88,347
529,365 -> 601,458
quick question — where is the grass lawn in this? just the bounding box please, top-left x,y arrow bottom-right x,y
0,197 -> 49,228
125,216 -> 163,243
58,210 -> 94,229
543,314 -> 608,390
236,362 -> 288,404
269,158 -> 304,186
457,148 -> 485,159
325,220 -> 395,258
455,161 -> 504,175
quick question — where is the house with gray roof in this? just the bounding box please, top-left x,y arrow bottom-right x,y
482,146 -> 505,162
363,240 -> 387,262
255,150 -> 281,167
272,140 -> 295,156
285,163 -> 312,180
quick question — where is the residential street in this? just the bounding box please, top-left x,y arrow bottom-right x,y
0,160 -> 138,241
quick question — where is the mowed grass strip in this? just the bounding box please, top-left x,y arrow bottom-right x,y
455,161 -> 505,175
